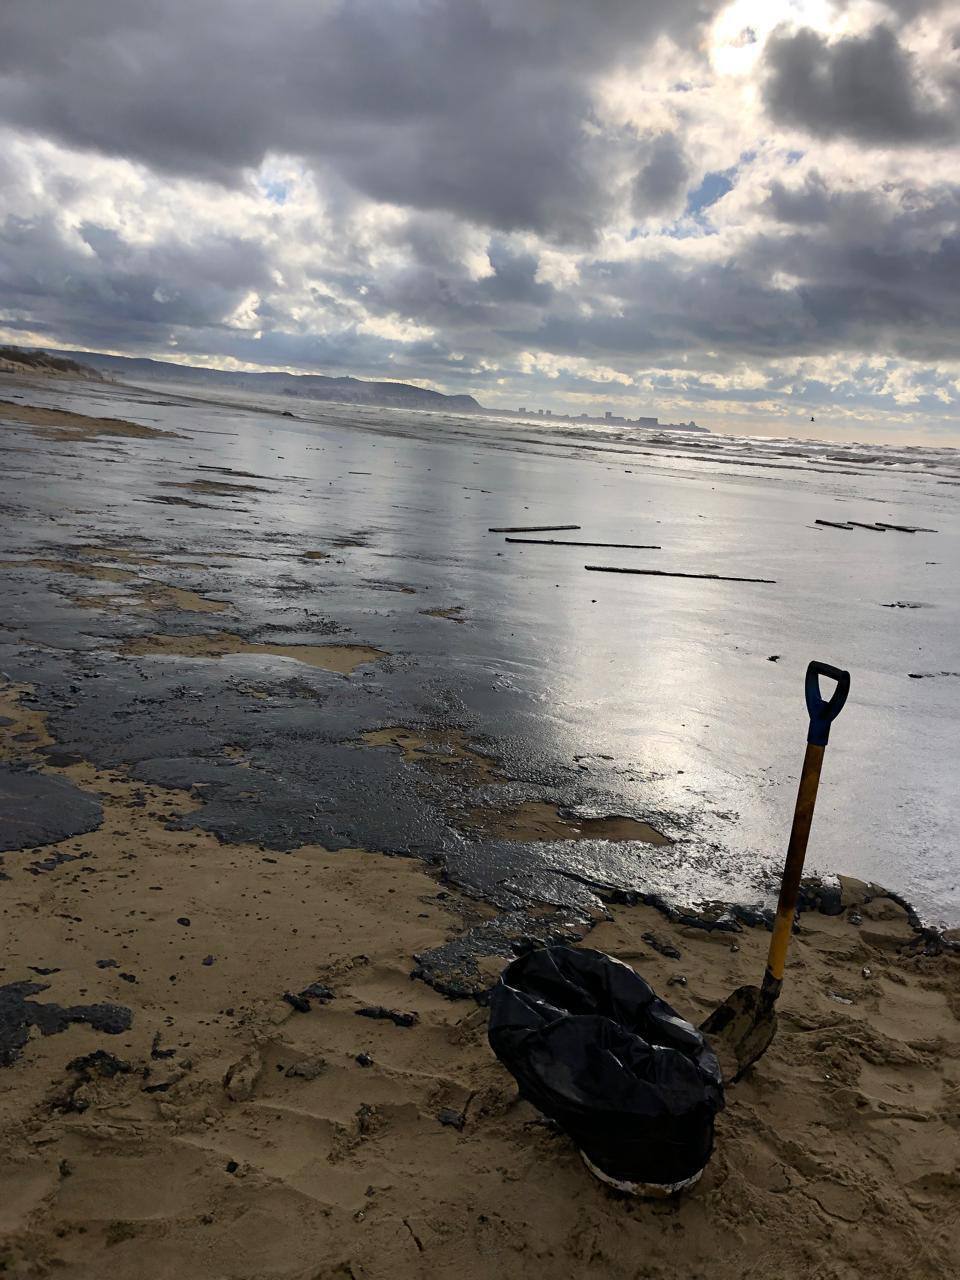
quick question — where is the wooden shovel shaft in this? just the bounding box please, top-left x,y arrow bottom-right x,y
762,742 -> 825,996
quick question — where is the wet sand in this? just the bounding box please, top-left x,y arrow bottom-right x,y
1,386 -> 959,1277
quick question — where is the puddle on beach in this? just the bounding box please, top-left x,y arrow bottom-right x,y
360,727 -> 670,844
463,800 -> 672,845
360,726 -> 502,783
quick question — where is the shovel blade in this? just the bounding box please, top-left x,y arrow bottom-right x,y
700,985 -> 778,1083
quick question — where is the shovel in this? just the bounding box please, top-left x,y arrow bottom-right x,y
701,660 -> 850,1082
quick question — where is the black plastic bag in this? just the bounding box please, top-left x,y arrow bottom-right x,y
488,946 -> 724,1190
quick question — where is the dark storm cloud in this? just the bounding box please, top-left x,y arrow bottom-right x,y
763,24 -> 958,144
0,209 -> 271,349
752,182 -> 960,362
870,0 -> 950,17
358,218 -> 552,334
0,0 -> 719,242
157,325 -> 412,379
478,246 -> 553,306
519,179 -> 960,366
631,134 -> 691,217
763,170 -> 890,229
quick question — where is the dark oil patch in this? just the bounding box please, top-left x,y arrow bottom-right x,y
0,764 -> 103,852
0,981 -> 132,1066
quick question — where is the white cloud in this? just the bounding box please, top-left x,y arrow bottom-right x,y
1,1 -> 960,439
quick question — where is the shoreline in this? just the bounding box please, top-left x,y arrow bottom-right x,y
2,381 -> 959,930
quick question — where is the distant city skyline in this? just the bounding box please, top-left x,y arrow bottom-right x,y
510,406 -> 705,432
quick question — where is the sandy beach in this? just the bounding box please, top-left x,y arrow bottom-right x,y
2,677 -> 959,1278
2,385 -> 959,1278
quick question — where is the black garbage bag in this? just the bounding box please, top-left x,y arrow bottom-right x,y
488,946 -> 724,1190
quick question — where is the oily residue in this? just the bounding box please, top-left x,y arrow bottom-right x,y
120,631 -> 388,675
0,981 -> 132,1066
0,764 -> 103,851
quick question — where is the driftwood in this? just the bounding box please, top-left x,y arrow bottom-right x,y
585,566 -> 775,584
489,524 -> 581,533
817,518 -> 937,534
876,522 -> 937,533
483,522 -> 583,532
505,538 -> 661,549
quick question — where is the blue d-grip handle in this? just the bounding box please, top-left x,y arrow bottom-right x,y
805,661 -> 850,746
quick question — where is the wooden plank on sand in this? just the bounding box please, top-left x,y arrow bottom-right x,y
505,538 -> 661,549
489,524 -> 581,533
585,565 -> 776,584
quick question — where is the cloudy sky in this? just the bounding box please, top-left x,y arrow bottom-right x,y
2,1 -> 959,441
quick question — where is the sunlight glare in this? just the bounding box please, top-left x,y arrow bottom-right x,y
710,0 -> 838,76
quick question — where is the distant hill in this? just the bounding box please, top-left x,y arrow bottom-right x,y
43,349 -> 483,413
0,346 -> 104,380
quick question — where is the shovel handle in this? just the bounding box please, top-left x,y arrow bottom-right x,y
805,661 -> 850,747
762,662 -> 850,1000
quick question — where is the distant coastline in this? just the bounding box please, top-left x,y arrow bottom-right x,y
38,348 -> 483,414
4,345 -> 708,432
0,346 -> 105,381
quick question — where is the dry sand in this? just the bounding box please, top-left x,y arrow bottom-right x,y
2,685 -> 959,1280
0,400 -> 174,442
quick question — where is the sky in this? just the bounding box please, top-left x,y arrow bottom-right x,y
2,0 -> 960,443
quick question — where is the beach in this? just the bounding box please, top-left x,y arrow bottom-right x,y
2,679 -> 959,1278
1,379 -> 959,1278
